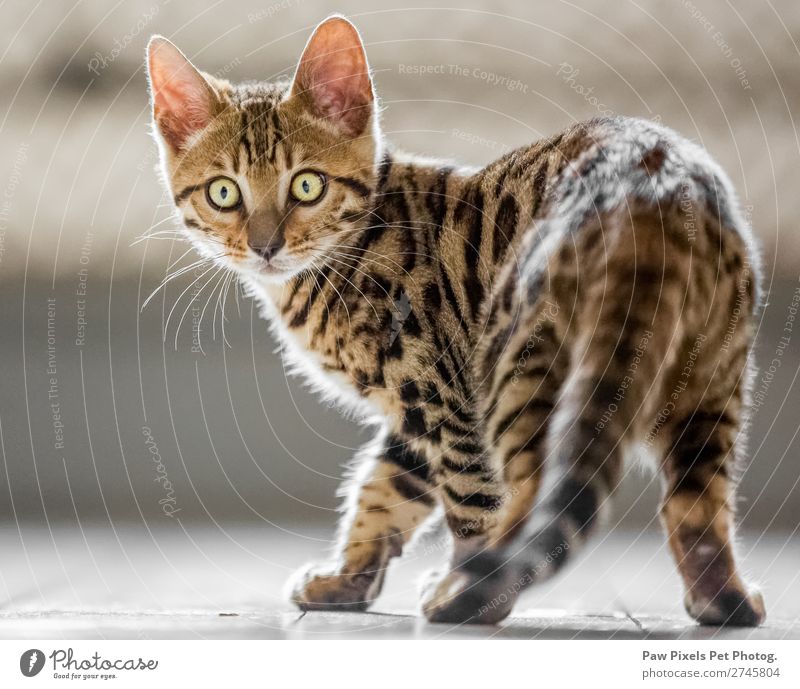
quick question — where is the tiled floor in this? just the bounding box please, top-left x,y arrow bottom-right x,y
0,523 -> 797,639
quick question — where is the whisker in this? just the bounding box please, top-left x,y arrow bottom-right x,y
165,246 -> 198,272
141,254 -> 222,311
162,262 -> 219,342
217,271 -> 235,348
171,265 -> 223,350
196,268 -> 229,348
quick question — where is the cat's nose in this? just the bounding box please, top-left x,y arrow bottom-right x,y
247,207 -> 285,261
249,232 -> 285,261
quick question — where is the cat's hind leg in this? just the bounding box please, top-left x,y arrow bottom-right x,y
289,433 -> 435,611
659,424 -> 765,626
657,344 -> 765,626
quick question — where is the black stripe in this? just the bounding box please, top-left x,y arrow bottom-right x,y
401,310 -> 422,338
403,407 -> 427,438
336,175 -> 372,198
493,194 -> 519,263
431,339 -> 467,398
425,166 -> 453,232
529,158 -> 549,217
443,485 -> 502,510
401,227 -> 417,273
448,403 -> 475,427
360,219 -> 389,252
494,154 -> 516,197
493,398 -> 555,441
669,471 -> 709,496
174,184 -> 202,205
377,152 -> 393,190
281,276 -> 306,315
240,112 -> 253,167
463,188 -> 485,321
441,456 -> 487,474
449,439 -> 484,456
676,440 -> 729,468
268,109 -> 281,163
387,332 -> 403,359
439,265 -> 466,332
289,269 -> 328,328
399,380 -> 420,403
391,473 -> 434,505
423,384 -> 443,406
384,438 -> 429,481
437,417 -> 472,438
339,208 -> 364,223
392,191 -> 416,272
422,281 -> 441,312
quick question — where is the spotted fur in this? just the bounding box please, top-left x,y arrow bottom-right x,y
147,17 -> 764,626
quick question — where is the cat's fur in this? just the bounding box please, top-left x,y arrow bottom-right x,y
147,16 -> 765,626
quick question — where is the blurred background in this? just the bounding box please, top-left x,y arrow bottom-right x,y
0,0 -> 798,609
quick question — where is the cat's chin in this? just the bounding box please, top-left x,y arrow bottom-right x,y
246,261 -> 301,285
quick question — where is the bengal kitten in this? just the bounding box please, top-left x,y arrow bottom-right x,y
146,16 -> 765,626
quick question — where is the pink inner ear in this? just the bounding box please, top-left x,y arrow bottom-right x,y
293,18 -> 373,136
148,38 -> 216,149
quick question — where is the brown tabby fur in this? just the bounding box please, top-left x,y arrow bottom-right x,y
148,17 -> 765,626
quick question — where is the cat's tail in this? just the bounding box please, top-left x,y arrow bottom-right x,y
459,208 -> 693,617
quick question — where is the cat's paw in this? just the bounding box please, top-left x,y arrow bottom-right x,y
420,553 -> 521,625
288,561 -> 379,612
685,586 -> 766,627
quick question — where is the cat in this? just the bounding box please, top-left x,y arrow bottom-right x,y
146,15 -> 765,626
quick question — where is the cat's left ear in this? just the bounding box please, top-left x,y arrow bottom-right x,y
147,36 -> 222,151
290,15 -> 374,137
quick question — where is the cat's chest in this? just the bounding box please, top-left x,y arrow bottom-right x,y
251,276 -> 406,415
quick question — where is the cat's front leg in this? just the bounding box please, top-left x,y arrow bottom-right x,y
420,444 -> 515,624
289,433 -> 435,611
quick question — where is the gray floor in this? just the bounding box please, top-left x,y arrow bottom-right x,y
0,523 -> 797,639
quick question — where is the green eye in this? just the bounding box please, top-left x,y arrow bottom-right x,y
290,171 -> 326,204
206,177 -> 241,210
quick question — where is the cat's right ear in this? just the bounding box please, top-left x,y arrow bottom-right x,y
147,36 -> 220,151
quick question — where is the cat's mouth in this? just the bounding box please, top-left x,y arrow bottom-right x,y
246,253 -> 304,283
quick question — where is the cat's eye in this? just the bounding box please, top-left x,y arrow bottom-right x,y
290,170 -> 326,204
206,177 -> 241,211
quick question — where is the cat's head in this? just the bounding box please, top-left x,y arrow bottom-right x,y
146,16 -> 380,283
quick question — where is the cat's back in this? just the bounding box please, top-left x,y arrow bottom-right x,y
481,115 -> 758,293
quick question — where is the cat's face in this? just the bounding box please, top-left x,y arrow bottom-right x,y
147,16 -> 379,283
